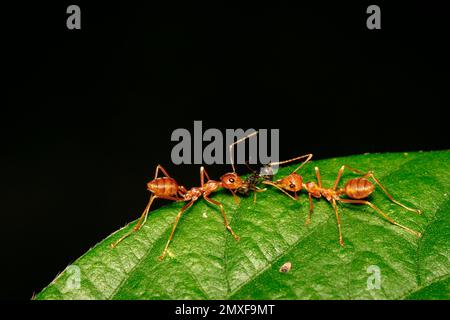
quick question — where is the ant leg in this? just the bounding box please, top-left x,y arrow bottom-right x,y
200,166 -> 210,187
154,164 -> 173,179
203,195 -> 240,241
262,181 -> 297,201
135,194 -> 184,231
111,194 -> 182,249
133,195 -> 156,232
306,193 -> 314,225
333,165 -> 347,190
229,189 -> 239,204
252,186 -> 267,204
159,200 -> 195,261
364,172 -> 422,214
111,195 -> 157,248
338,198 -> 421,237
315,167 -> 323,188
331,199 -> 345,246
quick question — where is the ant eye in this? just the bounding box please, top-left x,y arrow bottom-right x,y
289,183 -> 295,189
229,178 -> 235,183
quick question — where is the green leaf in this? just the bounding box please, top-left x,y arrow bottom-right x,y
35,151 -> 450,300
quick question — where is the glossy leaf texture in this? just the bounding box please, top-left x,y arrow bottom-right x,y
36,151 -> 450,300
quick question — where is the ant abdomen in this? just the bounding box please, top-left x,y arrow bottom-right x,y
344,178 -> 375,199
147,177 -> 179,197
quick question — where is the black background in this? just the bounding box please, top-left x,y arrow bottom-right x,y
2,1 -> 448,300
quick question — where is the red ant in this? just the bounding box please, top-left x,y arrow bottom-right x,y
111,165 -> 240,261
266,164 -> 422,245
259,154 -> 313,200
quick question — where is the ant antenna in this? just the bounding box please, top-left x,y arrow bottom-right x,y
269,154 -> 313,173
244,161 -> 257,174
229,130 -> 259,173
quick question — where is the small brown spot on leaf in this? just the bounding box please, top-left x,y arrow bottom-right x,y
279,262 -> 292,273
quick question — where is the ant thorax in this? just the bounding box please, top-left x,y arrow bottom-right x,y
305,181 -> 322,198
184,187 -> 202,201
204,180 -> 221,193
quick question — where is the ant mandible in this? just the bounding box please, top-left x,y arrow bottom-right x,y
111,165 -> 240,260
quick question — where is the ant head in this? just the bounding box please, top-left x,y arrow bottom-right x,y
278,173 -> 303,192
220,172 -> 243,190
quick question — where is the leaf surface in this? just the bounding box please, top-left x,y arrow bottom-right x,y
36,151 -> 450,300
